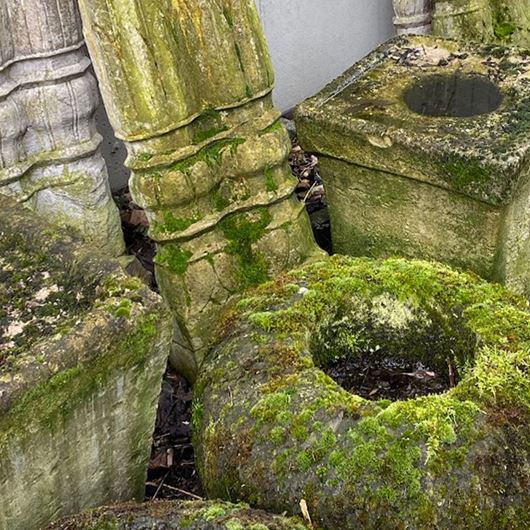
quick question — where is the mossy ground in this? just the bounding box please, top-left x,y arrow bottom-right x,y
46,500 -> 309,530
194,256 -> 530,529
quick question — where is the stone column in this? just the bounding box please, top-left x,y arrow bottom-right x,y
0,0 -> 124,256
393,0 -> 433,34
78,0 -> 324,380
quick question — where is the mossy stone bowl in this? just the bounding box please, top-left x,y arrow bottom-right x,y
194,256 -> 530,530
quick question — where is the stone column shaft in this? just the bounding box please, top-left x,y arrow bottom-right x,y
0,0 -> 124,256
78,0 -> 323,379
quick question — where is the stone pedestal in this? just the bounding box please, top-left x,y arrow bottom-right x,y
0,0 -> 124,256
0,196 -> 171,530
296,36 -> 530,296
78,0 -> 323,380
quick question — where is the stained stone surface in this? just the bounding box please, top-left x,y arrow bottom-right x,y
432,0 -> 530,47
0,0 -> 124,256
78,0 -> 324,380
295,35 -> 530,295
0,196 -> 171,530
46,500 -> 310,530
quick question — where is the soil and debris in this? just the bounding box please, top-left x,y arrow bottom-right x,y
112,189 -> 157,290
145,368 -> 203,501
324,354 -> 458,401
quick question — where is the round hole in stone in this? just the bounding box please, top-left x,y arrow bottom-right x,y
310,294 -> 476,401
404,73 -> 503,118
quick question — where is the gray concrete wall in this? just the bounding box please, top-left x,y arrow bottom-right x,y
256,0 -> 396,111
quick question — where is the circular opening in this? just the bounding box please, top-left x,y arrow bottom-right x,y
311,295 -> 476,401
404,73 -> 503,117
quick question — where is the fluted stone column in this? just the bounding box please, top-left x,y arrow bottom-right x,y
393,0 -> 433,34
0,0 -> 124,256
78,0 -> 323,380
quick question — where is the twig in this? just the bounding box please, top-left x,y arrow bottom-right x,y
160,483 -> 203,500
302,181 -> 317,204
150,471 -> 169,501
447,358 -> 456,388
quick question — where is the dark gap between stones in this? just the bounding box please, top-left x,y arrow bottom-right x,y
324,351 -> 457,401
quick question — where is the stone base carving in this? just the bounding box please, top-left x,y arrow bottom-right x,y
0,0 -> 124,256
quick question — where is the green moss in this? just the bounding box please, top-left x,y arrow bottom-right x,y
0,232 -> 97,364
195,256 -> 530,528
111,298 -> 133,319
203,505 -> 227,520
220,209 -> 272,290
0,311 -> 162,449
192,110 -> 229,145
225,520 -> 245,530
170,138 -> 246,175
155,244 -> 193,275
258,121 -> 284,137
155,212 -> 198,233
212,189 -> 231,212
264,166 -> 278,192
137,153 -> 154,162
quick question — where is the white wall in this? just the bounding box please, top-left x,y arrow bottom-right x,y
255,0 -> 396,111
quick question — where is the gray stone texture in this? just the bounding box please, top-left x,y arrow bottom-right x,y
296,35 -> 530,296
0,0 -> 124,256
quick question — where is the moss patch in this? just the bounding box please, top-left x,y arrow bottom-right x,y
194,256 -> 530,529
0,232 -> 96,364
220,209 -> 272,290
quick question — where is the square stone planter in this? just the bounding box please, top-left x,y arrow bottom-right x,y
0,196 -> 171,530
296,35 -> 530,295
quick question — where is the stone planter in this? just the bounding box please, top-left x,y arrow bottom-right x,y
295,35 -> 530,296
0,196 -> 172,530
46,500 -> 310,529
194,256 -> 530,529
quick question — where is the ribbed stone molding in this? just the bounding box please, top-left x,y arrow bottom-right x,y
393,0 -> 433,34
0,0 -> 124,256
78,0 -> 323,380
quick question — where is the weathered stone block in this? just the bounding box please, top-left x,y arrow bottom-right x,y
0,196 -> 171,530
195,256 -> 530,529
296,35 -> 530,295
432,0 -> 530,48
